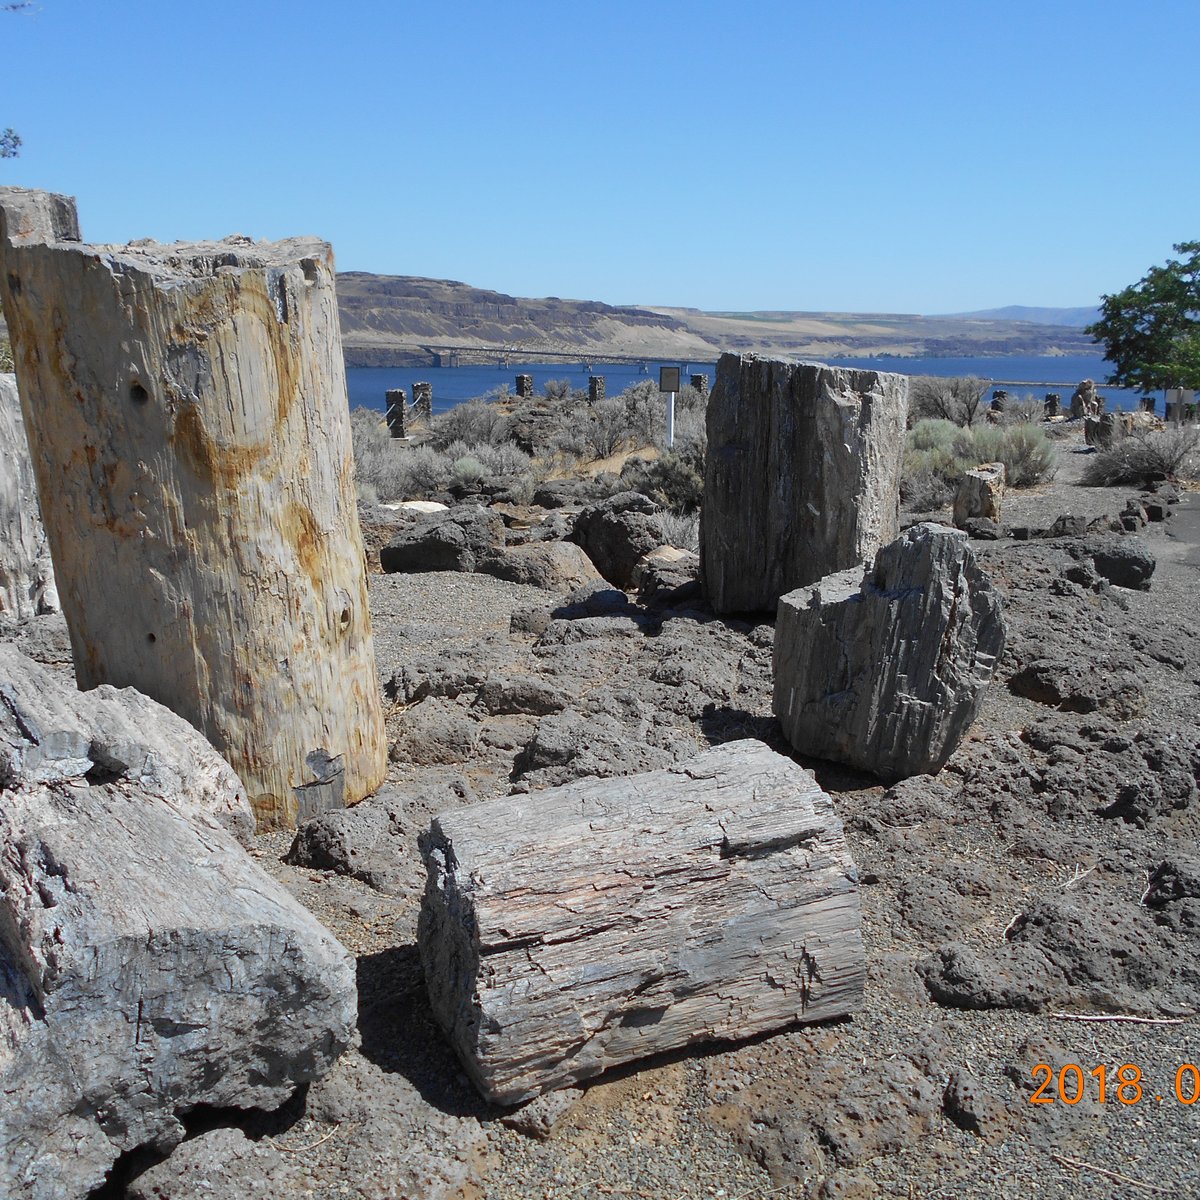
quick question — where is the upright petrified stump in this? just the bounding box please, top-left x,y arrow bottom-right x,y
0,189 -> 386,828
419,739 -> 864,1104
0,373 -> 58,620
700,354 -> 908,614
952,461 -> 1006,528
773,524 -> 1005,781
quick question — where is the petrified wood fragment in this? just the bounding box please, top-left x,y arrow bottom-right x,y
700,354 -> 908,614
0,188 -> 386,828
952,460 -> 1006,528
419,739 -> 864,1104
774,523 -> 1005,781
0,648 -> 357,1200
0,373 -> 57,620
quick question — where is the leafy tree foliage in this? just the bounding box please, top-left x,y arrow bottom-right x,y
1087,242 -> 1200,392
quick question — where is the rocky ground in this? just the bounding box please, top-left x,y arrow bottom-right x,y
9,431 -> 1200,1200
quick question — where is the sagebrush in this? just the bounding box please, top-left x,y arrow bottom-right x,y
1082,427 -> 1200,486
902,419 -> 1056,509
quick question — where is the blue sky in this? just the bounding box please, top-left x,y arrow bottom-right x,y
2,0 -> 1196,313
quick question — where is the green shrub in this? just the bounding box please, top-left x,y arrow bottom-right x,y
659,511 -> 700,552
908,418 -> 960,452
429,398 -> 509,449
1082,427 -> 1200,486
900,419 -> 1057,510
0,336 -> 12,372
992,424 -> 1058,487
452,455 -> 485,488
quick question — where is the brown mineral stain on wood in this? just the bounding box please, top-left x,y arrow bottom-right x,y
0,188 -> 387,829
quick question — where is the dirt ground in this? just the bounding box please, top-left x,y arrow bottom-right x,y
14,430 -> 1199,1200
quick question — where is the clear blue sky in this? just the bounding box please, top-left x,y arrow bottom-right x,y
2,0 -> 1196,313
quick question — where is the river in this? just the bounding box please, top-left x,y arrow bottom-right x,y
345,352 -> 1154,416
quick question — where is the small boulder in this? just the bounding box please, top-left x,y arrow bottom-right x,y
478,541 -> 601,592
379,506 -> 505,574
1076,536 -> 1155,590
632,545 -> 701,607
569,491 -> 665,590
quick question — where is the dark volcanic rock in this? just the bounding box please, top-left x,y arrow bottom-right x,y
380,506 -> 505,573
569,491 -> 666,590
1075,535 -> 1155,590
920,883 -> 1200,1015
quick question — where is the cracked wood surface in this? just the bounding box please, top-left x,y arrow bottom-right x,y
0,189 -> 386,828
419,739 -> 864,1104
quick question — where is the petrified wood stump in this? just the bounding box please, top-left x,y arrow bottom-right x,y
419,739 -> 864,1104
700,354 -> 909,614
0,188 -> 386,828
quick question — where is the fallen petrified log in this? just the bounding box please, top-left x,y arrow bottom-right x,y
0,373 -> 57,620
700,354 -> 908,613
0,188 -> 386,829
419,739 -> 864,1104
0,646 -> 357,1200
773,523 -> 1005,781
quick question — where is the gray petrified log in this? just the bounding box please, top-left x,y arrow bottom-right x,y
0,647 -> 357,1200
419,739 -> 864,1104
0,373 -> 57,620
700,354 -> 908,614
0,188 -> 386,829
773,523 -> 1005,781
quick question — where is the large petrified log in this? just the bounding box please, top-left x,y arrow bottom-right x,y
0,373 -> 57,620
700,354 -> 908,614
773,523 -> 1005,781
0,647 -> 357,1200
419,739 -> 864,1104
0,188 -> 386,828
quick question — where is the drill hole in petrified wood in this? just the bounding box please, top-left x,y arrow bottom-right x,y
418,738 -> 865,1105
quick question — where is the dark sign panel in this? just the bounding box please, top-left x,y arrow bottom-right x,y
659,366 -> 681,393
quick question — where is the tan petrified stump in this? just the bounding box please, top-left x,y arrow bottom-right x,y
0,188 -> 386,828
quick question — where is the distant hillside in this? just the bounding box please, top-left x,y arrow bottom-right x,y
643,306 -> 1099,361
5,277 -> 1103,368
935,304 -> 1100,328
336,274 -> 717,367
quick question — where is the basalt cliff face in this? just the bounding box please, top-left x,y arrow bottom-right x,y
335,273 -> 718,367
333,273 -> 1100,368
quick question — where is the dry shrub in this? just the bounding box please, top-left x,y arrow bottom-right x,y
1082,427 -> 1200,486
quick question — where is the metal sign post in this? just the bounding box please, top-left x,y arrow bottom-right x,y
659,366 -> 680,448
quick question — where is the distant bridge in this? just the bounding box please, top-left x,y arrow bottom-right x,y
419,344 -> 712,371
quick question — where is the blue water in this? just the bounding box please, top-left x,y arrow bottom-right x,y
345,352 -> 1155,416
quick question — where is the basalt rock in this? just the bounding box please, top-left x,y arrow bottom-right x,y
700,355 -> 908,614
569,491 -> 666,590
380,505 -> 505,574
773,524 -> 1005,781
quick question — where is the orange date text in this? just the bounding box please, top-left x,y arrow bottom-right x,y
1030,1063 -> 1200,1106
